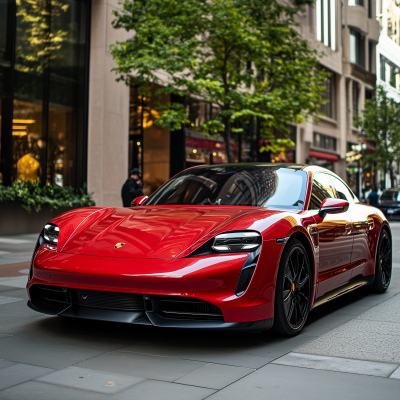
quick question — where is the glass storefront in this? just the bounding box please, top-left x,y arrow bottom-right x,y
128,83 -> 298,195
0,0 -> 90,187
129,84 -> 170,195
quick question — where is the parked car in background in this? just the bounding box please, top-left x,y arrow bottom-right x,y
379,189 -> 400,220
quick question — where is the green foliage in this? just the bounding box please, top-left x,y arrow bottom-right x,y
110,0 -> 326,162
0,180 -> 95,213
355,86 -> 400,188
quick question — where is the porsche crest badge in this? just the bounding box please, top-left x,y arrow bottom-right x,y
114,242 -> 125,249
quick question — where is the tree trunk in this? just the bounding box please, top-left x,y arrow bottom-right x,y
389,166 -> 395,188
224,118 -> 235,163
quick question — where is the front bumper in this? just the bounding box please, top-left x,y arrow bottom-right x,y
27,294 -> 273,331
27,240 -> 282,328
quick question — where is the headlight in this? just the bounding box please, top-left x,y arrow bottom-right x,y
211,231 -> 261,252
43,223 -> 60,244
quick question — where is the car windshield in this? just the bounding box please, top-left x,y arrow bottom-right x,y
146,165 -> 308,210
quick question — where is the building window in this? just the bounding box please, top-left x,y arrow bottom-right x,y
1,0 -> 90,188
352,82 -> 359,124
350,29 -> 365,69
319,72 -> 336,119
316,0 -> 336,50
313,132 -> 337,151
348,0 -> 364,6
380,55 -> 399,89
365,88 -> 374,100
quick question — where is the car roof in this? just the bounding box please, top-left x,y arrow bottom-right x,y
187,163 -> 338,174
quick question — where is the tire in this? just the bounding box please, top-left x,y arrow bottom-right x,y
271,239 -> 312,336
370,229 -> 392,294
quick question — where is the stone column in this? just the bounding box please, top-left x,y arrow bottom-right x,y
337,74 -> 347,180
87,0 -> 131,207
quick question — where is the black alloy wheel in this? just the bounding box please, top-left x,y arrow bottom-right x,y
272,239 -> 312,336
371,229 -> 392,293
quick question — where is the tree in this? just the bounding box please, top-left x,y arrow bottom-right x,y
110,0 -> 326,163
356,86 -> 400,188
15,0 -> 70,74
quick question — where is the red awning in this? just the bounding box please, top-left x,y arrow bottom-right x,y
308,150 -> 339,162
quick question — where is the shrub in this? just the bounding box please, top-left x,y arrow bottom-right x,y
0,180 -> 95,213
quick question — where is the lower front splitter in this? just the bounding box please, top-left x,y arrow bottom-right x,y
28,300 -> 273,331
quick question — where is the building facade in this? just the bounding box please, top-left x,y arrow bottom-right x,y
0,0 -> 385,207
0,0 -> 91,189
296,0 -> 380,196
376,0 -> 400,101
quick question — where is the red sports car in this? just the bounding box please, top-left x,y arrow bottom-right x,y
27,164 -> 392,336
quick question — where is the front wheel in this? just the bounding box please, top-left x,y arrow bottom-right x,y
370,229 -> 392,293
271,239 -> 312,336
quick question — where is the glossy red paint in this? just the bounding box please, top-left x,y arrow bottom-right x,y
131,196 -> 148,206
27,164 -> 390,329
319,198 -> 349,214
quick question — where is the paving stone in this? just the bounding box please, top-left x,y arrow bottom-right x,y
119,342 -> 275,369
0,359 -> 15,370
356,293 -> 400,323
295,318 -> 400,364
0,333 -> 122,369
37,366 -> 144,394
272,352 -> 398,377
0,363 -> 54,390
389,366 -> 400,379
0,381 -> 109,400
174,363 -> 254,389
205,364 -> 400,400
0,276 -> 28,288
113,380 -> 215,400
0,296 -> 23,306
76,350 -> 207,382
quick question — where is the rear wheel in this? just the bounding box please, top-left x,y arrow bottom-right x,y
370,229 -> 392,293
272,239 -> 312,336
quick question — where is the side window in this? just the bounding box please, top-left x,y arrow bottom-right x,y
308,173 -> 337,210
330,175 -> 354,202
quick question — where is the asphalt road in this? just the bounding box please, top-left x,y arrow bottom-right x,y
0,224 -> 399,399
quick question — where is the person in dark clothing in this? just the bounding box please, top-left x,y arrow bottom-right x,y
367,186 -> 379,208
121,168 -> 144,207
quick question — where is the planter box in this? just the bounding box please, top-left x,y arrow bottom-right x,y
0,204 -> 77,236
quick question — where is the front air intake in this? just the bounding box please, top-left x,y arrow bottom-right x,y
235,252 -> 260,296
74,289 -> 145,312
159,296 -> 224,321
29,284 -> 72,314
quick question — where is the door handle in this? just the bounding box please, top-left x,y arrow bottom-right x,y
345,223 -> 352,235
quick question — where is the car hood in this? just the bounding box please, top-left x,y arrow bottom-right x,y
60,206 -> 283,259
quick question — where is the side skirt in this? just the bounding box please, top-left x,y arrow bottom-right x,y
312,274 -> 374,309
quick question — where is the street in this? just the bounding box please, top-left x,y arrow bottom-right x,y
0,224 -> 399,399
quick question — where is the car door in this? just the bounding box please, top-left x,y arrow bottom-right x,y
338,188 -> 372,281
309,173 -> 354,298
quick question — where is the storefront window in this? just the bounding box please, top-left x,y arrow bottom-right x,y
0,0 -> 15,182
129,84 -> 170,195
0,0 -> 89,187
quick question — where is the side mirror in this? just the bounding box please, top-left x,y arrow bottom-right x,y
131,196 -> 148,207
318,198 -> 349,219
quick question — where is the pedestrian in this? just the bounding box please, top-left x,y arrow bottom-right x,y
367,185 -> 379,208
121,168 -> 144,207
